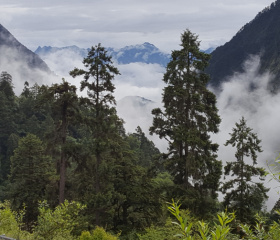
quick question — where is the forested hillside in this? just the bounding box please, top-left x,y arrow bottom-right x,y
1,29 -> 279,240
206,0 -> 280,91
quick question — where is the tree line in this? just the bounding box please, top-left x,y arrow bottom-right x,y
0,29 -> 273,239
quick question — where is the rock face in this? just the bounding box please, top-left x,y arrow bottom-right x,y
206,1 -> 280,90
0,24 -> 54,92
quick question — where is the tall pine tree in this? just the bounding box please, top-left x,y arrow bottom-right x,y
221,117 -> 269,223
47,79 -> 79,204
150,29 -> 222,217
70,43 -> 122,225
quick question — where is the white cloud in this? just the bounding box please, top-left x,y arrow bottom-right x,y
0,46 -> 58,94
0,0 -> 274,52
210,55 -> 280,210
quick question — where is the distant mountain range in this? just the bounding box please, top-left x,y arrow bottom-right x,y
35,43 -> 216,69
35,42 -> 171,67
0,24 -> 53,89
206,0 -> 280,90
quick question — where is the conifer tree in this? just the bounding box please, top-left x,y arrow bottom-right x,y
70,43 -> 122,225
0,71 -> 17,182
150,29 -> 222,217
9,133 -> 53,228
47,79 -> 79,204
221,117 -> 269,223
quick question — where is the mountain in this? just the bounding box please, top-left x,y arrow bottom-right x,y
206,0 -> 280,90
35,42 -> 171,67
109,42 -> 171,66
35,45 -> 89,59
35,43 -> 215,69
0,24 -> 54,90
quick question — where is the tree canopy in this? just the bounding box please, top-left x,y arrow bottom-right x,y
150,29 -> 222,217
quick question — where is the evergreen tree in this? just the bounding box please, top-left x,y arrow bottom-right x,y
17,82 -> 55,139
221,117 -> 269,223
8,133 -> 53,228
150,29 -> 222,217
129,126 -> 161,168
0,71 -> 17,182
69,43 -> 122,225
47,79 -> 79,204
111,128 -> 163,234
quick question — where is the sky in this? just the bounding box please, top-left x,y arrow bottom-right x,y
0,0 -> 275,52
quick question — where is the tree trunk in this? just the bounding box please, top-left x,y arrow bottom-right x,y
59,105 -> 67,204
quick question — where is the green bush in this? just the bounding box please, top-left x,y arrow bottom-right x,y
80,226 -> 119,240
33,200 -> 86,240
0,201 -> 32,239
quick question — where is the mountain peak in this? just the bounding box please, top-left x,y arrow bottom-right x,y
36,43 -> 171,67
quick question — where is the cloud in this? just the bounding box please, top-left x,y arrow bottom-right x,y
37,47 -> 166,102
114,62 -> 165,102
210,54 -> 280,210
0,0 -> 274,52
114,53 -> 280,210
0,46 -> 58,94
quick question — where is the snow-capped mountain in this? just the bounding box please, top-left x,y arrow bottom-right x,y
35,42 -> 171,67
109,42 -> 171,66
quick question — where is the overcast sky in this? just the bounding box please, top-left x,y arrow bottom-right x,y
0,0 -> 275,52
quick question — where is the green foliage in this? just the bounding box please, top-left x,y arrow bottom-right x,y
138,219 -> 179,240
0,71 -> 17,182
128,126 -> 161,168
0,201 -> 20,236
69,43 -> 122,225
8,133 -> 54,227
0,201 -> 32,239
167,200 -> 194,239
0,38 -> 278,239
33,200 -> 86,240
210,211 -> 236,240
80,226 -> 119,240
150,29 -> 222,218
268,153 -> 280,187
45,79 -> 79,204
167,200 -> 237,240
110,131 -> 163,233
221,117 -> 269,223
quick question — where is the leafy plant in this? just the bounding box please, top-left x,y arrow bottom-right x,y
167,200 -> 194,239
33,200 -> 86,240
167,200 -> 236,240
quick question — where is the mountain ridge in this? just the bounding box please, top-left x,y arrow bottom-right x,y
35,43 -> 216,69
0,24 -> 51,73
0,24 -> 55,91
35,42 -> 171,67
206,0 -> 280,90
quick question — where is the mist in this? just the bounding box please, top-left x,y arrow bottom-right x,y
115,54 -> 280,210
211,54 -> 280,210
9,46 -> 280,210
0,46 -> 59,94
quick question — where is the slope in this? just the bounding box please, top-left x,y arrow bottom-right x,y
206,0 -> 280,90
0,24 -> 54,91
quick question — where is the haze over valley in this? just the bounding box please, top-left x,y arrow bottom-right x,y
1,1 -> 280,238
